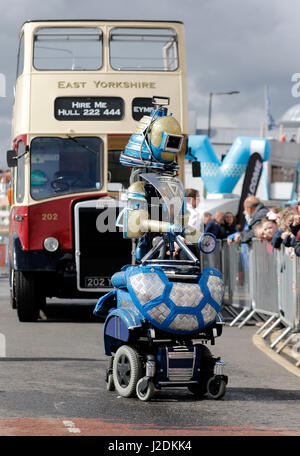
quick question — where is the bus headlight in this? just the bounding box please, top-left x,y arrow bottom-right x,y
43,237 -> 59,252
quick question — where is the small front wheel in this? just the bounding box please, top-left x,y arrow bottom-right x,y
106,373 -> 115,391
188,381 -> 207,398
207,376 -> 226,400
136,378 -> 155,402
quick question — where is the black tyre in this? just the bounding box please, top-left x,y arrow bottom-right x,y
113,345 -> 142,398
106,373 -> 115,391
136,378 -> 155,402
188,381 -> 207,398
15,271 -> 44,322
207,376 -> 226,400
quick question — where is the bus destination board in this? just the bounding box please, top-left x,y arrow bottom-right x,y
54,97 -> 124,120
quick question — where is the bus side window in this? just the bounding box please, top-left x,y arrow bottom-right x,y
16,34 -> 24,79
16,141 -> 25,203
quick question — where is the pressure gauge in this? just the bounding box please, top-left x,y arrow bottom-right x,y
198,233 -> 217,254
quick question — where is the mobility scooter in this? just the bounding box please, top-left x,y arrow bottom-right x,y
94,97 -> 227,401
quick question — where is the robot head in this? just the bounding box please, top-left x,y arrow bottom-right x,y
120,96 -> 184,170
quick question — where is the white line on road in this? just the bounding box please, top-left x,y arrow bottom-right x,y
0,333 -> 6,357
62,420 -> 81,434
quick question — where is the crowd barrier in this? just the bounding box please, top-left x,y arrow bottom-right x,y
201,238 -> 300,354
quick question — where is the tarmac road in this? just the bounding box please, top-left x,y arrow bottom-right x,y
0,277 -> 299,437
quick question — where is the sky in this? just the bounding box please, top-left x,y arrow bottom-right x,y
0,0 -> 299,167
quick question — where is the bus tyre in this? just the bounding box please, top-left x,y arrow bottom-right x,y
207,376 -> 226,400
15,271 -> 42,322
113,345 -> 142,398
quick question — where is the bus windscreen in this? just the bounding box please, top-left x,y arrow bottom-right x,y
30,136 -> 103,200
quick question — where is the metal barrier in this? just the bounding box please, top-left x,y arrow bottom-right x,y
223,242 -> 252,325
209,238 -> 300,358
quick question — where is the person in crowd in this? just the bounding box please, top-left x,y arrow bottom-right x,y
223,211 -> 237,238
272,207 -> 295,249
172,188 -> 202,259
231,196 -> 269,244
203,212 -> 212,231
261,218 -> 278,243
287,210 -> 300,256
204,211 -> 225,239
266,206 -> 281,222
185,188 -> 203,232
253,222 -> 264,241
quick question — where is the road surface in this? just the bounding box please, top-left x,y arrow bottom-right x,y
0,277 -> 299,437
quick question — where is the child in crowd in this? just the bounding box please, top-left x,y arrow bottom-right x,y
253,222 -> 264,241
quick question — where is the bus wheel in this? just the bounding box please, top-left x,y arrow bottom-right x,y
15,271 -> 43,322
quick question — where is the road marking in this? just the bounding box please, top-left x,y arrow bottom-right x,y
62,420 -> 81,434
253,334 -> 300,377
0,333 -> 6,357
0,418 -> 298,436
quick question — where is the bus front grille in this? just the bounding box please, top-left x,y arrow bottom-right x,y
74,200 -> 133,292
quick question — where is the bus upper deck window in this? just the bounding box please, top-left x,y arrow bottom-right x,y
109,28 -> 178,71
33,27 -> 102,71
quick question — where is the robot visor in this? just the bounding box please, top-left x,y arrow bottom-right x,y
162,132 -> 183,153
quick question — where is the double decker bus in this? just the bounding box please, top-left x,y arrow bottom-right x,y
7,20 -> 188,321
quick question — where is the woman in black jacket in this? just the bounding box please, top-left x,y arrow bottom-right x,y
223,212 -> 237,238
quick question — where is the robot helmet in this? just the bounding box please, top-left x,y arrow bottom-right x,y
120,97 -> 184,170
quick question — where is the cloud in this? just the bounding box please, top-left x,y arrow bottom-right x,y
0,0 -> 299,166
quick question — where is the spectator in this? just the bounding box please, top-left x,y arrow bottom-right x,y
185,188 -> 203,232
253,222 -> 264,241
290,212 -> 300,238
280,134 -> 286,142
223,211 -> 237,237
262,218 -> 278,242
205,211 -> 225,239
293,201 -> 300,215
278,208 -> 295,247
272,207 -> 296,249
203,212 -> 212,230
266,206 -> 281,222
232,196 -> 268,244
174,188 -> 202,260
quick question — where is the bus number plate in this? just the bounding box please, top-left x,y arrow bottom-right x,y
85,277 -> 112,288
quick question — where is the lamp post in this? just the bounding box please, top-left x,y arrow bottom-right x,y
207,91 -> 240,138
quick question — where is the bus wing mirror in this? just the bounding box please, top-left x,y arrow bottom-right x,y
192,161 -> 201,178
7,150 -> 17,168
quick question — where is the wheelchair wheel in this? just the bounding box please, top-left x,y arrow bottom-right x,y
106,373 -> 115,391
188,381 -> 207,398
113,345 -> 142,397
136,378 -> 155,402
207,376 -> 226,400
